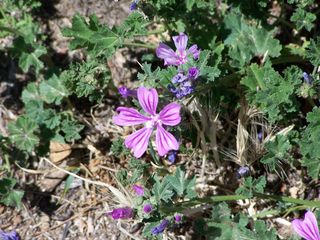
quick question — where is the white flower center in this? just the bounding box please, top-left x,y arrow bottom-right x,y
145,114 -> 161,129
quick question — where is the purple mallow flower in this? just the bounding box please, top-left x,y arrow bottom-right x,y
143,204 -> 152,214
303,72 -> 313,85
118,86 -> 137,99
174,214 -> 182,223
292,211 -> 320,240
167,150 -> 178,164
132,184 -> 144,196
108,207 -> 133,220
0,230 -> 21,240
113,87 -> 181,158
188,67 -> 199,79
151,219 -> 170,235
156,33 -> 200,66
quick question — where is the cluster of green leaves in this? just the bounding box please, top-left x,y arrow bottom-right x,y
200,203 -> 278,239
0,0 -> 46,74
140,167 -> 197,238
8,73 -> 83,154
236,176 -> 266,198
241,64 -> 302,123
223,11 -> 281,68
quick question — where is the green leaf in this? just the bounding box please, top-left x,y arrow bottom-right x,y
16,40 -> 47,74
224,11 -> 281,68
60,119 -> 84,142
152,176 -> 173,203
62,14 -> 119,56
300,107 -> 320,179
21,82 -> 42,104
236,176 -> 266,198
1,190 -> 24,208
290,8 -> 316,31
0,178 -> 24,208
39,74 -> 70,104
185,0 -> 196,11
306,37 -> 320,67
8,116 -> 39,152
167,167 -> 197,199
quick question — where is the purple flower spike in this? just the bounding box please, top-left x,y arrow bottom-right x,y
113,87 -> 181,158
0,230 -> 21,240
172,73 -> 188,84
133,184 -> 144,196
108,207 -> 133,220
156,33 -> 200,66
118,86 -> 137,99
174,214 -> 182,223
188,67 -> 199,79
143,204 -> 152,214
292,211 -> 320,240
151,219 -> 170,235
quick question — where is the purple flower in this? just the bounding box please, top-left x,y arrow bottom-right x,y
172,73 -> 188,84
174,214 -> 182,223
292,211 -> 320,240
236,166 -> 250,179
167,150 -> 178,164
129,0 -> 139,11
0,230 -> 20,240
118,86 -> 137,99
113,87 -> 181,158
143,204 -> 152,214
303,72 -> 313,85
257,131 -> 263,143
188,67 -> 199,79
156,33 -> 200,66
108,207 -> 133,220
132,184 -> 144,196
151,219 -> 170,235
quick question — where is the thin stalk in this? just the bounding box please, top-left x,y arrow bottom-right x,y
148,142 -> 161,166
134,27 -> 166,36
160,192 -> 320,214
123,41 -> 156,49
0,25 -> 24,37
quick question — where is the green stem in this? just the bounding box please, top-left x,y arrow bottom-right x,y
160,192 -> 320,213
0,25 -> 24,37
134,27 -> 166,36
123,41 -> 156,49
148,142 -> 161,166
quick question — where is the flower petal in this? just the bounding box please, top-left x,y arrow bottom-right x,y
159,103 -> 181,126
137,87 -> 158,115
156,43 -> 178,65
292,211 -> 320,240
172,33 -> 188,53
187,44 -> 200,59
155,124 -> 179,156
113,107 -> 150,126
125,127 -> 152,158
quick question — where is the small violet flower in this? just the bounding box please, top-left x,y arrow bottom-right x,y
167,150 -> 178,164
236,166 -> 250,179
118,86 -> 137,99
292,211 -> 320,240
156,33 -> 200,66
113,87 -> 181,158
143,204 -> 152,214
188,67 -> 199,79
151,219 -> 170,235
132,184 -> 144,196
303,72 -> 313,85
108,207 -> 133,220
174,214 -> 182,223
129,0 -> 139,11
0,230 -> 20,240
